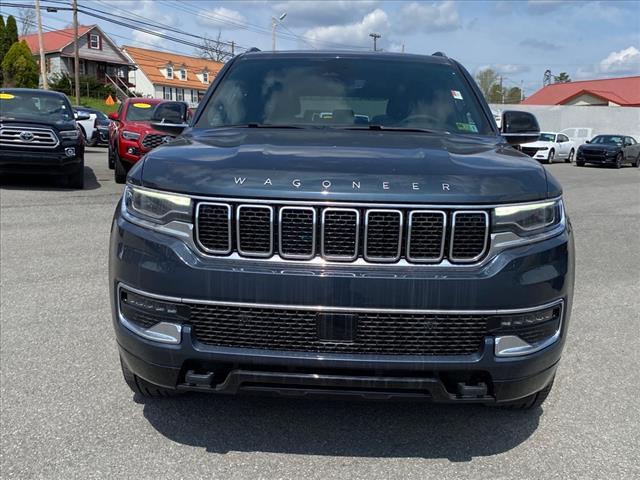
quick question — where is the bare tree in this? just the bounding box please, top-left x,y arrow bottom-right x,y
196,30 -> 234,63
18,6 -> 36,36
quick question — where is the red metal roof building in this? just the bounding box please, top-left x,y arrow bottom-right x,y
522,76 -> 640,107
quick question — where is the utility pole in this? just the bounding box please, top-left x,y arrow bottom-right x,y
35,0 -> 48,89
520,80 -> 524,102
499,75 -> 504,104
401,42 -> 405,53
369,32 -> 381,52
73,0 -> 80,105
271,13 -> 287,52
231,41 -> 235,56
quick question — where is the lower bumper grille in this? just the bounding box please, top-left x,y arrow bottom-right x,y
188,303 -> 489,356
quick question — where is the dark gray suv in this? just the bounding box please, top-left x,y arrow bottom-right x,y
109,50 -> 574,409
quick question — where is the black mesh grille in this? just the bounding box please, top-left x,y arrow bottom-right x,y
280,208 -> 315,258
365,211 -> 401,260
189,304 -> 488,356
322,209 -> 358,259
197,204 -> 231,253
408,212 -> 445,261
141,134 -> 171,149
451,212 -> 488,261
237,206 -> 272,255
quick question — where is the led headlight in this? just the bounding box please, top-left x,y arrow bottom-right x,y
123,185 -> 192,225
537,147 -> 549,151
122,130 -> 140,140
60,129 -> 80,139
493,199 -> 563,237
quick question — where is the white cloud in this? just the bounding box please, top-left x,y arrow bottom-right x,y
576,46 -> 640,78
304,9 -> 390,49
196,7 -> 247,30
599,46 -> 640,74
395,1 -> 461,33
477,64 -> 531,76
271,1 -> 379,28
131,30 -> 164,48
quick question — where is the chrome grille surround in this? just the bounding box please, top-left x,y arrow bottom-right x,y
321,208 -> 360,261
278,206 -> 317,260
236,205 -> 274,258
193,199 -> 491,265
450,211 -> 490,263
406,210 -> 447,263
364,209 -> 403,262
195,203 -> 232,255
0,126 -> 59,148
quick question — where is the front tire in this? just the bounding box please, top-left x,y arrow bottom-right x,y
615,153 -> 623,169
114,144 -> 127,184
67,157 -> 84,189
498,377 -> 554,410
120,356 -> 180,398
565,149 -> 574,163
546,149 -> 555,164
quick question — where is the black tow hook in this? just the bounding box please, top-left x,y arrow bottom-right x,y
456,382 -> 488,398
185,370 -> 215,387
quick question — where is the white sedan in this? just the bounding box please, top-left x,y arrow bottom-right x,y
520,132 -> 576,164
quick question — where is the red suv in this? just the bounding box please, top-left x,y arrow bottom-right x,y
108,98 -> 171,183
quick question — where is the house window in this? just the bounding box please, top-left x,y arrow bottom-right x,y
89,33 -> 100,49
179,69 -> 186,81
79,59 -> 86,75
190,89 -> 195,103
202,72 -> 209,83
176,89 -> 184,101
163,87 -> 172,100
166,66 -> 173,79
45,58 -> 51,74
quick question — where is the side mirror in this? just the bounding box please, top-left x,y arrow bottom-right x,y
75,111 -> 90,121
151,121 -> 189,136
108,112 -> 119,121
585,140 -> 590,144
501,110 -> 540,145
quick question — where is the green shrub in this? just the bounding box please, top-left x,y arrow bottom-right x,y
1,40 -> 39,88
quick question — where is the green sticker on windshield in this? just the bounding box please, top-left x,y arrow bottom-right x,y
456,122 -> 478,133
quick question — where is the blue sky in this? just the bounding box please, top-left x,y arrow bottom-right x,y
6,0 -> 640,96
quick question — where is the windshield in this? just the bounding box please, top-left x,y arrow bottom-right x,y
0,90 -> 73,121
125,102 -> 157,121
197,57 -> 493,135
591,135 -> 623,145
539,133 -> 556,142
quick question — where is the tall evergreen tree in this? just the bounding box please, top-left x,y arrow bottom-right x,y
0,16 -> 6,85
2,40 -> 39,88
4,15 -> 18,47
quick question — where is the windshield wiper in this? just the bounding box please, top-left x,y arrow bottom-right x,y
228,123 -> 305,129
344,125 -> 447,134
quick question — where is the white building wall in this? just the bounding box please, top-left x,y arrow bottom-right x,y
129,68 -> 155,97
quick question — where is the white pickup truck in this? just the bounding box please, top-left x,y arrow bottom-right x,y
519,132 -> 576,164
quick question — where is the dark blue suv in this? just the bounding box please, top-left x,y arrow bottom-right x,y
109,51 -> 574,409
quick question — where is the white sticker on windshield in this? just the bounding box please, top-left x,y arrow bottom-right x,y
451,90 -> 463,100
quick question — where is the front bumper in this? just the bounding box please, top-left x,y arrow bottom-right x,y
110,206 -> 575,403
0,146 -> 83,175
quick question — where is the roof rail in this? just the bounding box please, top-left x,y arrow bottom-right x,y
432,51 -> 448,58
247,47 -> 261,53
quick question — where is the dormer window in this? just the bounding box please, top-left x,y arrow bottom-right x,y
202,71 -> 209,84
166,66 -> 173,79
179,69 -> 187,81
89,33 -> 101,49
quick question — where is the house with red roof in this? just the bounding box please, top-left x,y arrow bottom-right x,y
522,76 -> 640,107
20,25 -> 133,92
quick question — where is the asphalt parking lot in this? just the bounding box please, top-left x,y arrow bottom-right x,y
1,149 -> 639,479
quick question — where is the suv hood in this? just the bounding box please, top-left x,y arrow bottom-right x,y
139,128 -> 553,204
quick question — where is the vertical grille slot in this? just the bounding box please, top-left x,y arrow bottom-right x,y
450,211 -> 489,262
364,210 -> 402,262
279,207 -> 316,260
407,211 -> 446,263
237,205 -> 274,257
321,208 -> 359,261
196,203 -> 231,254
